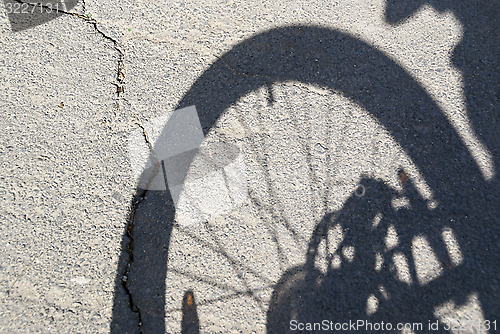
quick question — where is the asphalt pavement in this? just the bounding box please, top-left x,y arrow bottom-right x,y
0,0 -> 498,333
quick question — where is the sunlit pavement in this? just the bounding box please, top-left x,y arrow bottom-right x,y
0,1 -> 498,333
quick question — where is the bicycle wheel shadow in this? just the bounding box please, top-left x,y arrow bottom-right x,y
109,14 -> 499,334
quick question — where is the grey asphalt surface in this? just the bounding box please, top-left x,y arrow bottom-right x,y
0,0 -> 498,333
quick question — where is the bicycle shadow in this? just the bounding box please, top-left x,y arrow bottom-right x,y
385,0 -> 499,327
109,14 -> 499,333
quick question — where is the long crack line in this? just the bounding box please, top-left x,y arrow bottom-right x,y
12,0 -> 141,328
122,187 -> 146,332
118,121 -> 168,332
118,120 -> 165,332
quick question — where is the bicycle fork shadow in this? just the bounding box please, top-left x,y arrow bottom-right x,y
267,176 -> 472,333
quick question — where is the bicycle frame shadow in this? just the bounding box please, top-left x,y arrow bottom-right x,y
109,22 -> 499,333
267,176 -> 485,333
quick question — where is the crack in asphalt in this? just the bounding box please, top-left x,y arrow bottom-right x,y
118,121 -> 166,333
80,0 -> 86,16
135,121 -> 161,185
63,2 -> 141,329
119,120 -> 169,332
122,188 -> 146,332
11,0 -> 142,329
14,0 -> 126,97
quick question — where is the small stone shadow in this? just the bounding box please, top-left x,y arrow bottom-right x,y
181,290 -> 200,334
